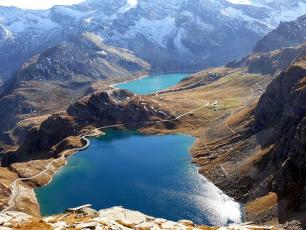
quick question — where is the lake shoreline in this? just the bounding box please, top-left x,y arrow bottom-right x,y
115,73 -> 190,95
35,129 -> 244,226
4,109 -> 245,225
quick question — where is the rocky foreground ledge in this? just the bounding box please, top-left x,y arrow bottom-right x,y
0,205 -> 276,230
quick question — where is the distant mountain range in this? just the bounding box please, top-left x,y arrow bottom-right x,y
0,0 -> 306,79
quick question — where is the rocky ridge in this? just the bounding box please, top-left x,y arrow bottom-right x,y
252,57 -> 306,220
226,43 -> 306,76
254,14 -> 306,53
2,88 -> 172,165
0,205 -> 276,230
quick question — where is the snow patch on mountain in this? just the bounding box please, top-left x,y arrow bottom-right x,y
0,23 -> 12,38
224,0 -> 306,29
222,7 -> 255,21
0,8 -> 57,33
118,0 -> 138,13
122,16 -> 176,48
83,17 -> 94,24
173,28 -> 190,54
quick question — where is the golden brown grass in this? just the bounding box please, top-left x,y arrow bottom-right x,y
246,192 -> 279,226
246,193 -> 278,214
0,167 -> 18,186
17,114 -> 53,129
141,69 -> 271,164
13,219 -> 53,230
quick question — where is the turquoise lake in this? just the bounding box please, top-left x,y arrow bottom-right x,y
35,130 -> 242,225
116,73 -> 188,94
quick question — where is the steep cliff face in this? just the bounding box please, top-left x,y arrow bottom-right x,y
252,58 -> 306,222
253,58 -> 306,132
2,113 -> 79,165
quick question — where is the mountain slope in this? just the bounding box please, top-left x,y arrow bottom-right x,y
0,7 -> 68,79
226,43 -> 306,76
188,56 -> 306,228
166,43 -> 306,95
254,14 -> 306,52
0,32 -> 149,134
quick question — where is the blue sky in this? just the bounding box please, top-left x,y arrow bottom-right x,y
0,0 -> 85,9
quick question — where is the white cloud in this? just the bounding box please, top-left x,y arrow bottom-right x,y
0,0 -> 85,9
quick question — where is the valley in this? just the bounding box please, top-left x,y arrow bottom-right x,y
0,42 -> 305,229
0,1 -> 305,229
0,66 -> 272,225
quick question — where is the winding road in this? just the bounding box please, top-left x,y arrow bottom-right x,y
225,110 -> 240,136
1,101 -> 210,213
224,79 -> 264,135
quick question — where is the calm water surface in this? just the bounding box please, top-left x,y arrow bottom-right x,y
36,130 -> 242,225
117,73 -> 188,94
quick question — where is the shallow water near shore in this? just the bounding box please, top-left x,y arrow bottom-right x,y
117,73 -> 188,94
35,130 -> 242,226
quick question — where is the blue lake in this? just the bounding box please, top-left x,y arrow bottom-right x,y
35,130 -> 242,226
117,73 -> 188,94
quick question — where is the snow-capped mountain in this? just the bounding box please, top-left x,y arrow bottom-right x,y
0,0 -> 306,78
0,7 -> 71,79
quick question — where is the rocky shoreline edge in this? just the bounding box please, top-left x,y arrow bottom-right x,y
0,204 -> 277,230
